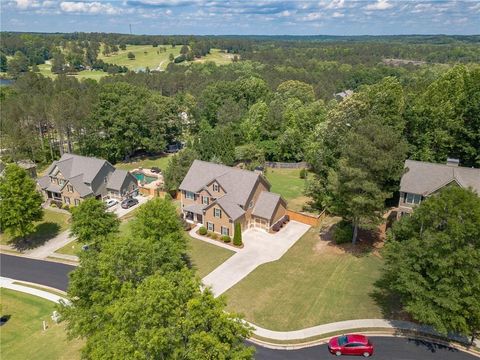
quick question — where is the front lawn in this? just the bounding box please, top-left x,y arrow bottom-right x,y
224,222 -> 384,331
187,236 -> 234,278
0,289 -> 83,360
115,154 -> 172,172
0,209 -> 71,248
265,168 -> 311,212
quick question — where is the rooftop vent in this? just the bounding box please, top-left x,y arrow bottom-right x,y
446,158 -> 460,167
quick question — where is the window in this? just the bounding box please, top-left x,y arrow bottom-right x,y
249,200 -> 254,208
207,222 -> 214,231
405,193 -> 422,205
213,183 -> 219,192
104,177 -> 108,184
64,196 -> 70,205
67,185 -> 74,193
214,208 -> 222,218
221,226 -> 229,236
202,196 -> 209,205
74,199 -> 80,206
185,191 -> 195,200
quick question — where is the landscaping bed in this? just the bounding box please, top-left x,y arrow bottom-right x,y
0,289 -> 83,360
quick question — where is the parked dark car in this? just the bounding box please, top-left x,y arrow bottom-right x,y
328,334 -> 374,357
151,167 -> 161,173
121,198 -> 139,209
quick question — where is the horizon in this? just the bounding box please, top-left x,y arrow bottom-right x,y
2,0 -> 479,36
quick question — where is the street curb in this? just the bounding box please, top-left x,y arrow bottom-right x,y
248,331 -> 480,356
1,251 -> 78,266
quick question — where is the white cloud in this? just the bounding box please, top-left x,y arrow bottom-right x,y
303,12 -> 323,21
15,0 -> 40,9
280,10 -> 291,17
364,0 -> 393,11
332,11 -> 344,18
60,1 -> 121,14
325,0 -> 344,10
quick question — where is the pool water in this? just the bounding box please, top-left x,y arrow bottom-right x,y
134,173 -> 157,184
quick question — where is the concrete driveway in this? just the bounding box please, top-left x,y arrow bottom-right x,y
202,221 -> 310,297
108,195 -> 151,218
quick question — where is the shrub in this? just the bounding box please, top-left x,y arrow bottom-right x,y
50,203 -> 57,208
62,204 -> 70,211
221,235 -> 231,243
333,220 -> 353,244
199,226 -> 207,236
299,168 -> 307,179
233,222 -> 242,246
211,233 -> 219,240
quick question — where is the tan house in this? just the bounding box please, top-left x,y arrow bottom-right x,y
398,158 -> 480,217
179,160 -> 287,235
37,153 -> 138,207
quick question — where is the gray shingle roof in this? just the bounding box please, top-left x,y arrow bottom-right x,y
252,191 -> 283,221
106,169 -> 129,191
400,160 -> 480,196
52,153 -> 108,184
69,174 -> 93,197
215,195 -> 245,221
37,175 -> 50,189
184,203 -> 206,215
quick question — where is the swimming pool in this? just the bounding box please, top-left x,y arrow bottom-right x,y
134,172 -> 157,184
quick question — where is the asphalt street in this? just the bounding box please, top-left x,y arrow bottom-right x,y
1,253 -> 478,360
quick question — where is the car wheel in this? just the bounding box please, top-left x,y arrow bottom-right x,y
363,352 -> 370,357
335,351 -> 342,356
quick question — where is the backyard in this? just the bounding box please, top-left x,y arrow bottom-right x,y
114,154 -> 172,172
0,209 -> 70,248
0,289 -> 83,360
224,219 -> 385,331
265,167 -> 312,212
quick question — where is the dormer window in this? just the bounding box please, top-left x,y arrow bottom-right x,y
214,208 -> 222,218
213,183 -> 219,192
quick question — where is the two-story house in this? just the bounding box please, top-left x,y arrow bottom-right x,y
179,160 -> 287,235
37,153 -> 138,207
398,158 -> 480,217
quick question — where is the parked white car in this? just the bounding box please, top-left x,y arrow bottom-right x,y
105,198 -> 119,208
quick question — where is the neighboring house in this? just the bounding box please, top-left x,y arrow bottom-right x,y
37,153 -> 138,207
0,160 -> 37,178
179,160 -> 287,235
398,158 -> 480,217
333,89 -> 353,100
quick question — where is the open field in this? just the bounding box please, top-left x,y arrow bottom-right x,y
224,220 -> 385,331
192,49 -> 237,65
98,44 -> 181,71
265,168 -> 311,212
114,154 -> 172,172
0,289 -> 83,360
0,209 -> 70,248
36,63 -> 109,81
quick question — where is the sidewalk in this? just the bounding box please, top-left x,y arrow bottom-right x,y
0,277 -> 67,304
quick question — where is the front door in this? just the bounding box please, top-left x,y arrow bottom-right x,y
196,214 -> 203,223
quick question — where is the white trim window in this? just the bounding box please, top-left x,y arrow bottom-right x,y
67,185 -> 74,193
214,208 -> 222,218
74,199 -> 80,206
202,196 -> 209,205
207,222 -> 214,231
64,196 -> 71,204
405,193 -> 422,205
221,226 -> 229,236
213,183 -> 219,192
185,191 -> 195,200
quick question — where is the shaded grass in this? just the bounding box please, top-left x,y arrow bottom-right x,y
115,154 -> 172,172
265,168 -> 311,211
0,289 -> 83,360
0,209 -> 70,249
224,224 -> 384,331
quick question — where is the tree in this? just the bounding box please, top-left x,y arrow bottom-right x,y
233,222 -> 242,246
169,53 -> 174,62
163,148 -> 198,191
51,53 -> 66,74
180,44 -> 189,55
127,51 -> 135,60
70,198 -> 120,245
0,52 -> 7,72
7,51 -> 29,78
381,187 -> 480,342
276,80 -> 315,104
0,164 -> 43,242
119,44 -> 126,51
195,126 -> 235,166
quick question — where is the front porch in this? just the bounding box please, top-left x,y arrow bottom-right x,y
183,203 -> 205,225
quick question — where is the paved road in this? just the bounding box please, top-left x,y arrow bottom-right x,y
1,253 -> 478,360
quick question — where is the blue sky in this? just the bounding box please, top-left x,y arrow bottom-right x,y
2,1 -> 479,35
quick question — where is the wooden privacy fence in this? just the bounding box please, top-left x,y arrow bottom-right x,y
286,209 -> 326,227
265,161 -> 309,169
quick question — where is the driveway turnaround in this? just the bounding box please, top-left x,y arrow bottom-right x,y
202,221 -> 310,297
109,194 -> 151,218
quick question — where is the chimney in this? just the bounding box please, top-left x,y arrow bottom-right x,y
446,158 -> 460,167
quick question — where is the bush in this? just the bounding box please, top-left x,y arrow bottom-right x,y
233,222 -> 242,246
62,204 -> 70,211
50,203 -> 57,208
221,235 -> 231,243
299,168 -> 307,179
333,220 -> 353,244
211,233 -> 219,240
199,226 -> 207,236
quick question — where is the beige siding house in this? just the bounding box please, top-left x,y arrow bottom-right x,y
398,159 -> 480,217
37,153 -> 138,207
179,160 -> 287,235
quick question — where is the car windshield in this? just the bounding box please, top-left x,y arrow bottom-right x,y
338,335 -> 348,346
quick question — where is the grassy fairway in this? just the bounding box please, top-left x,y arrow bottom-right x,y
187,236 -> 234,278
192,49 -> 236,65
0,209 -> 70,247
265,168 -> 311,212
224,224 -> 384,331
98,45 -> 181,71
36,63 -> 108,81
115,154 -> 172,172
0,289 -> 83,360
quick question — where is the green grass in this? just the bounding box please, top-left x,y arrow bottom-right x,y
0,289 -> 83,360
0,209 -> 71,247
190,49 -> 236,65
224,224 -> 384,331
265,168 -> 311,211
115,154 -> 172,172
36,63 -> 108,81
187,236 -> 234,278
55,240 -> 82,256
98,44 -> 181,71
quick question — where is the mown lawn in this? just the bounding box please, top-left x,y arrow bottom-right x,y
115,154 -> 172,172
187,236 -> 234,278
0,289 -> 83,360
36,63 -> 109,81
190,49 -> 236,65
265,168 -> 311,212
224,224 -> 384,331
0,209 -> 70,248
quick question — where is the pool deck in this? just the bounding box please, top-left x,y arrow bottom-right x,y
133,167 -> 164,190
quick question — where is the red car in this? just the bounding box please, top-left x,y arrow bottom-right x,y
328,334 -> 374,357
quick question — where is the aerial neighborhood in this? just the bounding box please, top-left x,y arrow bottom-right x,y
1,6 -> 480,359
